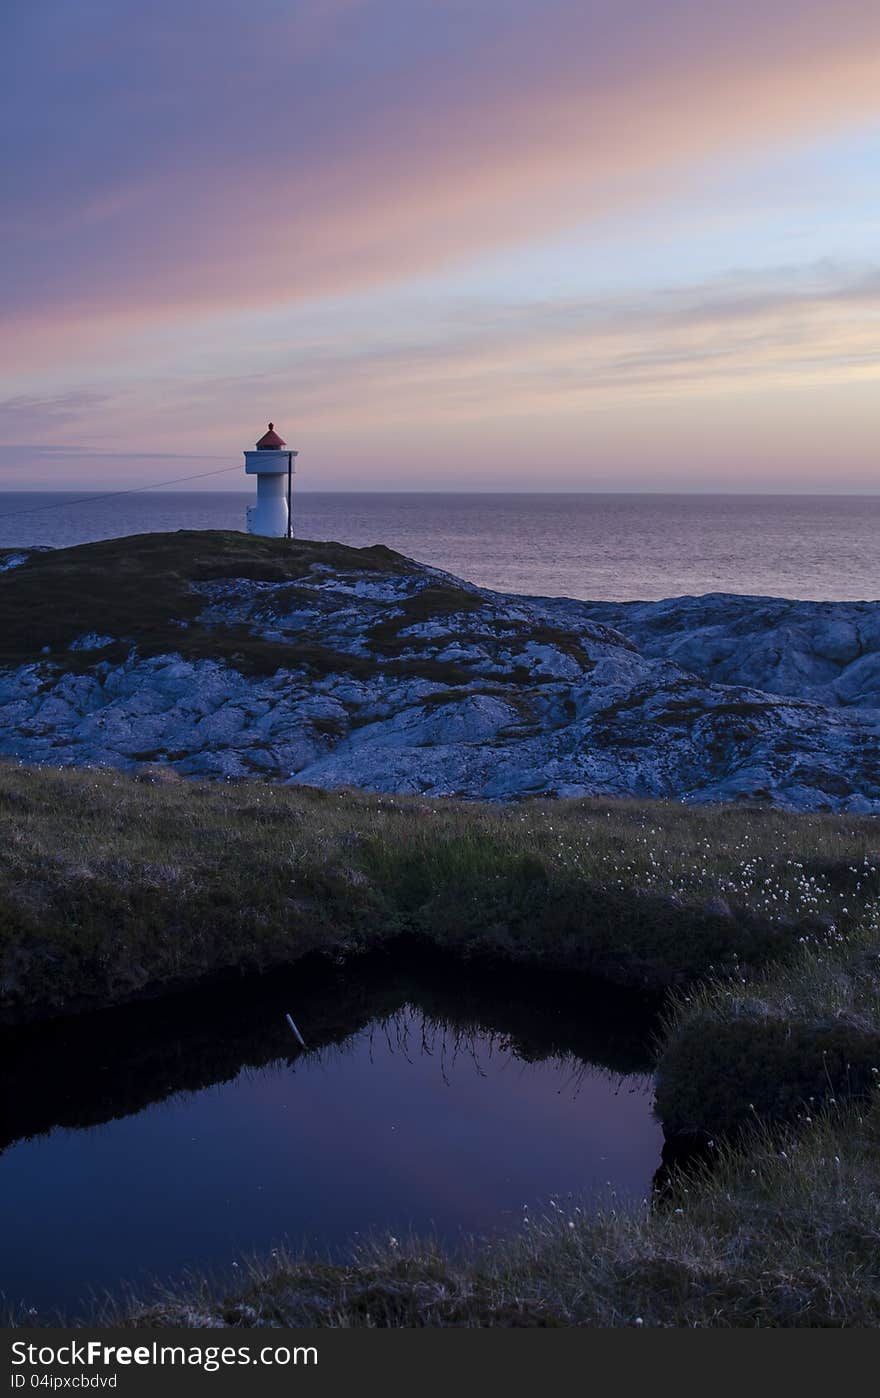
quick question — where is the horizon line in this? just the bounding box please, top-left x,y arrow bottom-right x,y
2,487 -> 880,500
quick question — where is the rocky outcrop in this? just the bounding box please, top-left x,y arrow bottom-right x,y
577,594 -> 880,710
0,533 -> 878,811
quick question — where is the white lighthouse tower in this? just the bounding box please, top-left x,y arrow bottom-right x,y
244,423 -> 297,537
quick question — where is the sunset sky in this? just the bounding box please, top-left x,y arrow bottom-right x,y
2,0 -> 879,492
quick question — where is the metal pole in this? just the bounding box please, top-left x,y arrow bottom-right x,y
286,452 -> 293,539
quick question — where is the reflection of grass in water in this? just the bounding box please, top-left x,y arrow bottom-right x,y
291,1005 -> 653,1106
0,948 -> 657,1161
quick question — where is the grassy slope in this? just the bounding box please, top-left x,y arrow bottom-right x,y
0,530 -> 411,675
2,762 -> 878,1018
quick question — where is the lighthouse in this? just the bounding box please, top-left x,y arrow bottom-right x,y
244,423 -> 297,537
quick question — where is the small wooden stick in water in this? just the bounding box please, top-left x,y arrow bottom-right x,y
285,1013 -> 307,1049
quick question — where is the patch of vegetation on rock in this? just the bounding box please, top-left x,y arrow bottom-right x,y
0,530 -> 412,670
367,583 -> 484,652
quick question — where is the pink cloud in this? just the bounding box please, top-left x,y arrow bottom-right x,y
3,1 -> 880,370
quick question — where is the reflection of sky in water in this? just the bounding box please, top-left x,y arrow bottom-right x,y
0,1009 -> 661,1314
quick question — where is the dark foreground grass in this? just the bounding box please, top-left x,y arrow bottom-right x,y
657,922 -> 880,1141
1,762 -> 877,1019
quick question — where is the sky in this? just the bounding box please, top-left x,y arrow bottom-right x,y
1,0 -> 879,493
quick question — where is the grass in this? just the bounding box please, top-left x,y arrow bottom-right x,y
0,530 -> 410,672
1,761 -> 877,1019
656,921 -> 880,1142
367,582 -> 484,652
12,939 -> 880,1327
0,530 -> 496,683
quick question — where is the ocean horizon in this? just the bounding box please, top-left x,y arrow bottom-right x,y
1,489 -> 878,603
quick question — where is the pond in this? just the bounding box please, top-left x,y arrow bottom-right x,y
0,949 -> 664,1316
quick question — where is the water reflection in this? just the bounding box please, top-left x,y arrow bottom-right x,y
1,948 -> 663,1314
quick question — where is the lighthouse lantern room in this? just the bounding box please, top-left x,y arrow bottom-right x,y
244,423 -> 297,537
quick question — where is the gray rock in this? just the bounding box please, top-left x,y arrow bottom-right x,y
0,554 -> 879,810
577,593 -> 880,710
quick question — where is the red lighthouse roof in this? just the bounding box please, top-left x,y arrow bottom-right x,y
256,422 -> 286,449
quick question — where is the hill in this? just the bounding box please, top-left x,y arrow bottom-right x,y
0,530 -> 878,810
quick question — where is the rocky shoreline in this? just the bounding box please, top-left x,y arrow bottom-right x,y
1,531 -> 878,811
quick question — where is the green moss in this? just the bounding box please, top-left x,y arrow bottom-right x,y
656,1016 -> 880,1139
4,758 -> 880,1327
526,624 -> 594,671
0,530 -> 411,671
0,532 -> 495,684
367,583 -> 484,652
656,924 -> 880,1139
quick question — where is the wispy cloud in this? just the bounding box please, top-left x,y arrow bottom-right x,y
4,2 -> 880,491
166,264 -> 880,418
7,264 -> 878,476
0,392 -> 113,434
3,1 -> 880,367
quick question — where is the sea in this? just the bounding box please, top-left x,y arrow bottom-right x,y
0,490 -> 877,602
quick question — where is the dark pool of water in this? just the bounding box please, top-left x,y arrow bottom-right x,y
0,951 -> 663,1316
